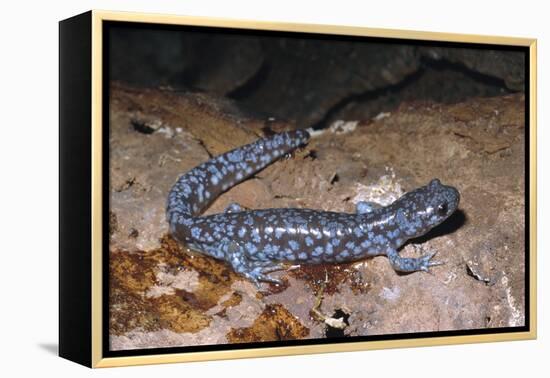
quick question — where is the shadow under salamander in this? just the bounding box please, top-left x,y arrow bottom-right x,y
393,209 -> 466,276
410,208 -> 466,245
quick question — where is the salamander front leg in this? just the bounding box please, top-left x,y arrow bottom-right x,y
224,241 -> 285,287
386,248 -> 443,273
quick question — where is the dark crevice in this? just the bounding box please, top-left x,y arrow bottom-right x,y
310,55 -> 515,130
131,119 -> 156,134
466,264 -> 479,280
261,125 -> 277,137
113,177 -> 136,193
325,309 -> 350,338
420,55 -> 514,91
303,149 -> 317,160
465,263 -> 492,285
311,68 -> 426,130
194,138 -> 214,159
273,194 -> 297,200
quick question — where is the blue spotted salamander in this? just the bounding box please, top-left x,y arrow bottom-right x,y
167,129 -> 460,286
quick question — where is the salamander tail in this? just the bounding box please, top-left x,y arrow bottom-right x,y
166,129 -> 310,233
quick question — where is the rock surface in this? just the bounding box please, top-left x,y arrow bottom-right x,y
108,83 -> 525,350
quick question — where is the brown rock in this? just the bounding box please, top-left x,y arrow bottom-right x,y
109,84 -> 525,349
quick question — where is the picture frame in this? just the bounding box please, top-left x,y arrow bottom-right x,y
59,10 -> 537,368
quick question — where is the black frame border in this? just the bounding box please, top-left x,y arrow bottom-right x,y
59,11 -> 93,367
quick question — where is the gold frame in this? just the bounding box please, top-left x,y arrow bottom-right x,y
89,9 -> 537,368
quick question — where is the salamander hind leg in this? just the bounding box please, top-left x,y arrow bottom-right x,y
223,241 -> 285,287
386,248 -> 443,273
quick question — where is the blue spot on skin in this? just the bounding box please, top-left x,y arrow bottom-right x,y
191,227 -> 201,239
313,246 -> 324,256
361,239 -> 371,248
245,242 -> 257,255
331,238 -> 340,246
289,240 -> 299,251
238,227 -> 246,238
356,202 -> 373,214
181,183 -> 192,194
374,234 -> 387,245
227,150 -> 243,162
387,229 -> 400,239
305,236 -> 314,246
396,209 -> 408,228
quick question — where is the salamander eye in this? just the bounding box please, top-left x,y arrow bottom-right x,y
437,202 -> 448,216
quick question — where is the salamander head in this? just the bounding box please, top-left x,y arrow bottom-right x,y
394,179 -> 460,239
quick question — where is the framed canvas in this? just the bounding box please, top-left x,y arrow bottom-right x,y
59,10 -> 537,368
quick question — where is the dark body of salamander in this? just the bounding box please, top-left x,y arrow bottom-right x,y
167,130 -> 460,285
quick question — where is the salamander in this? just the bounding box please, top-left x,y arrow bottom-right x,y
167,129 -> 460,286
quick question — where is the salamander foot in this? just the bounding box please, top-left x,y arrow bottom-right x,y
241,263 -> 286,287
224,241 -> 285,287
386,248 -> 443,273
